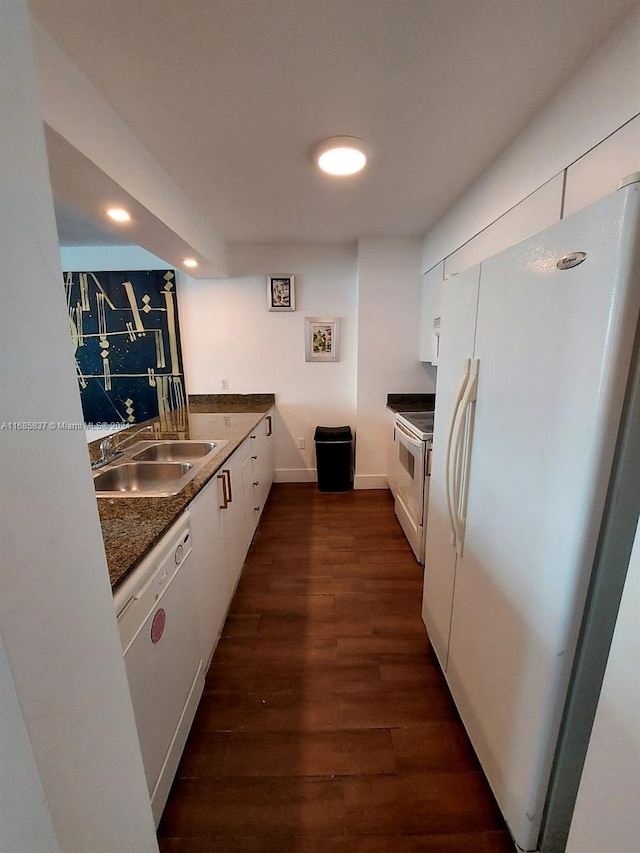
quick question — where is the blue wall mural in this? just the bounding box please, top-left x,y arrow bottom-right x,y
64,269 -> 185,425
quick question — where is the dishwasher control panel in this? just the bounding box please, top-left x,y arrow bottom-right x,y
114,514 -> 192,654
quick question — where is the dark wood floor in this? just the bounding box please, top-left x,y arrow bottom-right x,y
158,484 -> 514,852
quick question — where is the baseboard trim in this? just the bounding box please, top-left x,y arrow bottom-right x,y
274,468 -> 316,483
354,475 -> 390,490
274,471 -> 390,489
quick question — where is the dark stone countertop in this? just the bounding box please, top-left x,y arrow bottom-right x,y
188,393 -> 275,412
386,393 -> 436,413
91,396 -> 274,591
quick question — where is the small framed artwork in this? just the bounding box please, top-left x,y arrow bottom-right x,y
267,275 -> 295,311
305,317 -> 340,362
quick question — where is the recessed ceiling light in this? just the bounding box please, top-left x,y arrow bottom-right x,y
106,207 -> 131,222
183,258 -> 198,268
313,137 -> 371,176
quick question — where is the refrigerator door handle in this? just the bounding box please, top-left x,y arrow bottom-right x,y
446,360 -> 471,547
454,358 -> 479,556
449,367 -> 470,548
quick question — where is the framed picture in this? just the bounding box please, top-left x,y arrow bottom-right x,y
305,317 -> 340,362
267,275 -> 295,311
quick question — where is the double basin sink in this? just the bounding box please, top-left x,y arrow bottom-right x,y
93,439 -> 229,497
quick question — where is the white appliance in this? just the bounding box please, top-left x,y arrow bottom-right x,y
388,410 -> 433,562
422,180 -> 640,851
113,513 -> 205,826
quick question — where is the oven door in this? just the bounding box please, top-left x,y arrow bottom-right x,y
393,419 -> 427,529
392,420 -> 428,562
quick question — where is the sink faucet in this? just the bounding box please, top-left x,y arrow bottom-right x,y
92,425 -> 154,470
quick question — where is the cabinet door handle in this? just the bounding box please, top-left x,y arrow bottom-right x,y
266,415 -> 272,436
253,480 -> 260,487
250,434 -> 257,440
217,473 -> 228,510
251,454 -> 258,460
223,468 -> 233,503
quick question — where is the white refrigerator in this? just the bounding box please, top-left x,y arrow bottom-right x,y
422,180 -> 640,851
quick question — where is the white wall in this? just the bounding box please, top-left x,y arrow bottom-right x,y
565,519 -> 640,853
178,243 -> 359,480
422,4 -> 640,273
0,632 -> 60,853
356,238 -> 435,488
0,2 -> 158,850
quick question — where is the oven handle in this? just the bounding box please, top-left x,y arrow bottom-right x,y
394,419 -> 425,451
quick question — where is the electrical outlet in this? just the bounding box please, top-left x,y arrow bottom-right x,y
297,437 -> 305,450
221,378 -> 229,390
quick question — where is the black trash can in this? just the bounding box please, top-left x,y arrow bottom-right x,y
314,426 -> 354,492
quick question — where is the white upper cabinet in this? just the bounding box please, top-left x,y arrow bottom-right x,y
419,261 -> 444,364
444,174 -> 564,278
564,116 -> 640,218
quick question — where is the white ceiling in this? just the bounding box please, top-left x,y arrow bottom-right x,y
30,0 -> 636,247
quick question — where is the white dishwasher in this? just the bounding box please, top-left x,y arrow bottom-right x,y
113,512 -> 204,826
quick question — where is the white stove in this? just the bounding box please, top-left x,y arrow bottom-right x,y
394,411 -> 435,441
388,410 -> 434,563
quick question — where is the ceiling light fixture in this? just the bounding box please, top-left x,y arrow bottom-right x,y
313,136 -> 371,176
106,207 -> 131,222
183,258 -> 199,268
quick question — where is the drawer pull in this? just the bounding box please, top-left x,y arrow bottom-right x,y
223,468 -> 233,503
218,473 -> 228,509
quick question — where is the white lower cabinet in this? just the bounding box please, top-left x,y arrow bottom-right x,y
222,436 -> 254,596
116,411 -> 275,827
189,472 -> 228,666
246,408 -> 274,521
189,412 -> 275,666
242,450 -> 258,526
